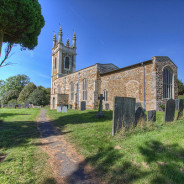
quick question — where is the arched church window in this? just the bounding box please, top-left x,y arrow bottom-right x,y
82,79 -> 88,100
163,67 -> 173,99
54,58 -> 57,69
70,82 -> 74,101
65,57 -> 70,69
103,89 -> 108,101
57,84 -> 61,94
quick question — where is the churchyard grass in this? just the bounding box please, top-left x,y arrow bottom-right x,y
0,108 -> 55,184
47,109 -> 184,184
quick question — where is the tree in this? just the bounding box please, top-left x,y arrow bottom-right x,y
37,85 -> 50,105
4,74 -> 30,92
17,82 -> 37,103
0,0 -> 45,67
28,88 -> 47,106
178,79 -> 184,95
1,89 -> 19,104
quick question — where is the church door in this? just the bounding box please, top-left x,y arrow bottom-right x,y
53,97 -> 55,109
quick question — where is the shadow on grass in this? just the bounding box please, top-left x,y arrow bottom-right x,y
0,113 -> 31,118
139,140 -> 184,184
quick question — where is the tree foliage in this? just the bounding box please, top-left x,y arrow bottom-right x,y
17,82 -> 37,103
1,89 -> 19,104
28,88 -> 47,106
0,0 -> 45,67
178,79 -> 184,95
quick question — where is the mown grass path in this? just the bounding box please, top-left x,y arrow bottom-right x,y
38,109 -> 99,184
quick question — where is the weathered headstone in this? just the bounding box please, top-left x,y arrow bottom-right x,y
165,99 -> 175,122
135,107 -> 146,125
177,99 -> 183,120
175,99 -> 179,110
57,106 -> 62,112
80,101 -> 86,111
9,103 -> 15,108
96,94 -> 105,118
62,106 -> 68,113
147,110 -> 156,122
105,103 -> 109,110
135,102 -> 142,110
29,104 -> 33,108
3,104 -> 8,108
17,104 -> 22,108
24,102 -> 29,108
112,97 -> 136,136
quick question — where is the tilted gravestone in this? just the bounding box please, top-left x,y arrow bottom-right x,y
112,97 -> 135,136
80,101 -> 86,111
57,106 -> 62,112
105,103 -> 109,110
165,99 -> 175,122
177,99 -> 183,120
135,107 -> 146,125
96,94 -> 105,118
175,99 -> 179,110
135,102 -> 142,110
147,110 -> 156,122
62,106 -> 68,113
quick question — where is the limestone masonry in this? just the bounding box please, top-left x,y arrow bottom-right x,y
50,28 -> 178,111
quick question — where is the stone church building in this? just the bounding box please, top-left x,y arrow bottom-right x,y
50,28 -> 178,111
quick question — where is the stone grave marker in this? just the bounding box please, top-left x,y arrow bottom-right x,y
147,110 -> 156,122
9,103 -> 15,108
62,106 -> 68,113
105,103 -> 109,110
177,99 -> 183,120
112,97 -> 135,136
24,102 -> 29,108
57,106 -> 62,112
96,94 -> 105,118
175,99 -> 179,110
29,104 -> 33,108
3,104 -> 8,108
135,102 -> 142,110
165,99 -> 175,122
135,107 -> 146,125
17,104 -> 22,108
80,101 -> 86,111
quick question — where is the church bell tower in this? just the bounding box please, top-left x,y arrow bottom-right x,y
51,27 -> 77,79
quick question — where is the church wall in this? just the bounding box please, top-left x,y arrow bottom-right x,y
100,61 -> 157,111
51,64 -> 99,110
154,57 -> 178,110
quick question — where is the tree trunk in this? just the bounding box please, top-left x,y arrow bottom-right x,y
0,31 -> 4,58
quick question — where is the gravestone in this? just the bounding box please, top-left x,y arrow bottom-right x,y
68,104 -> 72,110
80,101 -> 86,111
105,103 -> 109,110
3,104 -> 8,108
24,102 -> 29,108
57,106 -> 62,112
62,106 -> 68,113
135,102 -> 142,110
112,97 -> 136,136
96,94 -> 105,118
16,104 -> 22,108
177,99 -> 183,120
165,99 -> 175,122
147,110 -> 156,122
175,99 -> 179,110
29,104 -> 33,108
135,107 -> 146,125
9,103 -> 15,108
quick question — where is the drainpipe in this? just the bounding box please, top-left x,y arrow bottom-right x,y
142,63 -> 146,110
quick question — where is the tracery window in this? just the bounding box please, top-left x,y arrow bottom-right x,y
65,57 -> 69,69
103,89 -> 108,101
82,79 -> 88,100
163,67 -> 173,99
70,82 -> 74,101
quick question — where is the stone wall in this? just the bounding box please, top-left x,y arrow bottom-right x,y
154,56 -> 178,110
100,61 -> 157,111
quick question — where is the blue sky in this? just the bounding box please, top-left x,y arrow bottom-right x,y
1,0 -> 184,87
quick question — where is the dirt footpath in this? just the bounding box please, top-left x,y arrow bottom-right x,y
37,109 -> 100,184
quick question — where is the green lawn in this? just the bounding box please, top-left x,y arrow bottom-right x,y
47,109 -> 184,184
0,109 -> 55,184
